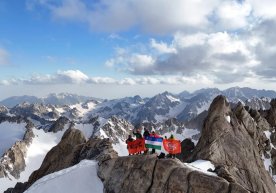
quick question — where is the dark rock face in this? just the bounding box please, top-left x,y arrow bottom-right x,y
176,138 -> 195,162
98,155 -> 249,193
191,95 -> 276,193
266,99 -> 276,127
47,116 -> 69,133
4,182 -> 27,193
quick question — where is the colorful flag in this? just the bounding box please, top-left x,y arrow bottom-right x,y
127,138 -> 146,154
163,139 -> 181,154
145,136 -> 163,150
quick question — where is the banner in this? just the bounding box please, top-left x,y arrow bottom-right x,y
127,138 -> 146,154
145,136 -> 163,150
163,139 -> 181,154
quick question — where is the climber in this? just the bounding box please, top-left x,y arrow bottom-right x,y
126,135 -> 134,155
133,128 -> 143,154
169,134 -> 176,159
149,131 -> 160,154
143,128 -> 150,154
133,128 -> 143,139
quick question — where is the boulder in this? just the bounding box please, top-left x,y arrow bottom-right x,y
98,155 -> 249,193
176,138 -> 195,162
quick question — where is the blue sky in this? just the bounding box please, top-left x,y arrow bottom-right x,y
1,0 -> 276,99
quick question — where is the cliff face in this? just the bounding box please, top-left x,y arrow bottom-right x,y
191,95 -> 276,193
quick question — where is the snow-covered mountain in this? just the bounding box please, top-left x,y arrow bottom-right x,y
1,87 -> 276,192
1,87 -> 276,124
0,93 -> 98,108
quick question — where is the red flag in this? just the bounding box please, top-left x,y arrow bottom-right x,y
127,138 -> 146,154
163,139 -> 181,154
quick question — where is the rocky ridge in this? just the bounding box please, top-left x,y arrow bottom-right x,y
0,120 -> 35,179
7,126 -> 250,193
191,95 -> 276,193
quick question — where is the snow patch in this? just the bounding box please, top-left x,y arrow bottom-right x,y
24,160 -> 103,193
0,122 -> 27,155
225,115 -> 231,123
166,95 -> 180,102
185,160 -> 217,176
112,139 -> 128,156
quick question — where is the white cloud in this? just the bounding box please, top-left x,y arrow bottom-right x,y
88,77 -> 116,84
150,39 -> 176,54
0,69 -> 215,87
27,0 -> 276,34
28,0 -> 221,33
22,70 -> 89,85
249,0 -> 276,19
0,48 -> 9,65
216,1 -> 251,29
106,31 -> 258,84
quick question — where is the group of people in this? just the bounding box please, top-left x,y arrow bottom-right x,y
125,128 -> 179,158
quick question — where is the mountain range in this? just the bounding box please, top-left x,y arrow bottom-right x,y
1,87 -> 276,192
1,87 -> 275,125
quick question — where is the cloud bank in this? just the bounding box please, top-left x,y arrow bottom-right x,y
0,69 -> 213,86
25,0 -> 276,85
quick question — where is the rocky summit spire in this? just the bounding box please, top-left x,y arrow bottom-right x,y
191,95 -> 276,193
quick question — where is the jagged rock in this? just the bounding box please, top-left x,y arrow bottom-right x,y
271,131 -> 276,147
0,125 -> 34,179
77,138 -> 118,165
48,116 -> 69,133
191,95 -> 276,193
0,105 -> 8,114
271,148 -> 276,176
266,99 -> 276,127
27,128 -> 86,186
4,182 -> 27,193
98,155 -> 249,193
100,116 -> 133,144
176,138 -> 195,162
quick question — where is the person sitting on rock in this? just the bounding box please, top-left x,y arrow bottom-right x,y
126,135 -> 134,156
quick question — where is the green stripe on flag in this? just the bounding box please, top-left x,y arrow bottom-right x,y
146,144 -> 162,150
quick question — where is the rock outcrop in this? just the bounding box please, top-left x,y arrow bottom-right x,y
176,138 -> 195,162
266,98 -> 276,127
47,116 -> 69,133
98,155 -> 249,193
191,95 -> 276,193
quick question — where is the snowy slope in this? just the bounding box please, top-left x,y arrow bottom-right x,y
0,122 -> 27,155
24,160 -> 103,193
0,128 -> 68,193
